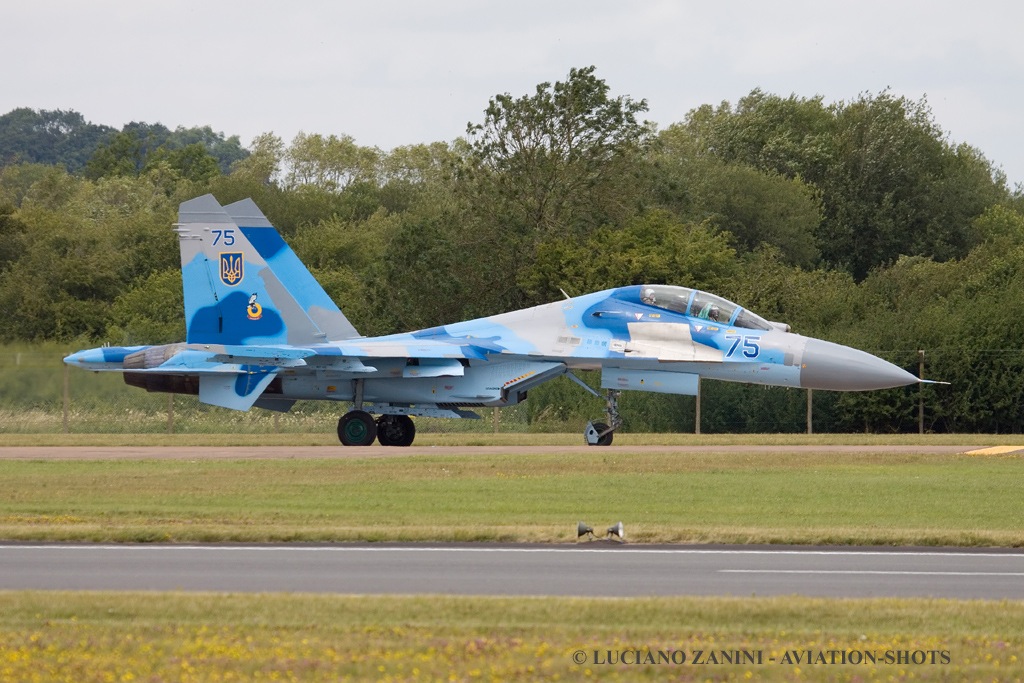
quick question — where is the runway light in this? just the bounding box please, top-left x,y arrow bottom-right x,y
577,521 -> 594,539
607,521 -> 625,541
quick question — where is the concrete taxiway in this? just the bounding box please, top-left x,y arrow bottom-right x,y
0,444 -> 981,460
2,543 -> 1022,600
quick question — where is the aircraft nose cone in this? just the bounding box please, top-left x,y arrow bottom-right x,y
800,338 -> 918,391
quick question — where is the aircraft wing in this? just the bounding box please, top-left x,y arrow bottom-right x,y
304,336 -> 502,379
324,337 -> 494,361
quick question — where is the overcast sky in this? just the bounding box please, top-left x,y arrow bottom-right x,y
4,1 -> 1023,186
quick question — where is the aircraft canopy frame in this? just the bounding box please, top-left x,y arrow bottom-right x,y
637,285 -> 773,331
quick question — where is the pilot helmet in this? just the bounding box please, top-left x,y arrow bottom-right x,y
709,305 -> 720,321
641,288 -> 656,304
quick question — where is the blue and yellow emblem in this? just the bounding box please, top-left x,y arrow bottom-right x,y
246,293 -> 263,321
220,252 -> 243,286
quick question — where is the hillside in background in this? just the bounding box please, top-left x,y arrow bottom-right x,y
0,108 -> 247,175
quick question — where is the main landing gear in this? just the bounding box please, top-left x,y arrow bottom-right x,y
337,379 -> 417,447
375,414 -> 416,447
337,411 -> 416,447
584,389 -> 622,447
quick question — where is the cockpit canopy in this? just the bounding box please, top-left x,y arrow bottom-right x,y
636,285 -> 774,331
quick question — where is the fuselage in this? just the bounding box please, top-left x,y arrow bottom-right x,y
66,285 -> 918,412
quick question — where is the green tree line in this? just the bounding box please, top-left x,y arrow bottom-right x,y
3,66 -> 1023,432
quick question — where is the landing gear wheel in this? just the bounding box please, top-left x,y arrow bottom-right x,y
376,414 -> 416,447
584,388 -> 622,446
589,421 -> 614,447
337,410 -> 377,446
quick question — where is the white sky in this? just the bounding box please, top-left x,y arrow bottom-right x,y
4,0 -> 1023,186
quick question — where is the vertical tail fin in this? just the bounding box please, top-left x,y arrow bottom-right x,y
176,194 -> 360,345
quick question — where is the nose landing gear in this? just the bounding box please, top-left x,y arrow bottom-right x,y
585,389 -> 621,446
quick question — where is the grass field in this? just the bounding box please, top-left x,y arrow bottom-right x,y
1,592 -> 1022,682
3,436 -> 1023,681
1,446 -> 1022,545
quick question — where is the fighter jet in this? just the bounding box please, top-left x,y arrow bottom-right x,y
65,194 -> 924,446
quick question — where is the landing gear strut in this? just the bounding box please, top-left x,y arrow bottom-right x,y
585,389 -> 621,446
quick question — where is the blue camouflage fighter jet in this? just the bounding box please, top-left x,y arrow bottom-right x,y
65,194 -> 924,446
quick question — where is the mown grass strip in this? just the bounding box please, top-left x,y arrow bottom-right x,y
0,592 -> 1020,682
2,451 -> 1022,545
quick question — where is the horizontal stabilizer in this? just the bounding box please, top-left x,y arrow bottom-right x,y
199,371 -> 278,411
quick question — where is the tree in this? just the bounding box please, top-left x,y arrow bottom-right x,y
684,90 -> 836,180
681,90 -> 1008,278
165,125 -> 248,173
522,209 -> 739,300
290,210 -> 393,275
466,65 -> 652,239
363,206 -> 477,332
0,108 -> 114,172
84,130 -> 146,179
119,122 -> 248,175
0,162 -> 55,207
144,143 -> 220,184
229,133 -> 285,186
377,142 -> 462,214
653,125 -> 822,267
0,199 -> 26,271
0,172 -> 176,341
106,268 -> 185,344
821,92 -> 961,278
972,204 -> 1024,244
285,132 -> 380,192
381,142 -> 460,186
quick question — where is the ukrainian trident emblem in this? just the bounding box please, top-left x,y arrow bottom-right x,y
220,253 -> 243,286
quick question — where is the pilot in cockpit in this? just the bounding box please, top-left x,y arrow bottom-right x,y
697,303 -> 721,321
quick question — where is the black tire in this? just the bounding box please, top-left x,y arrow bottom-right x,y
590,421 -> 614,447
337,410 -> 377,446
376,414 -> 416,447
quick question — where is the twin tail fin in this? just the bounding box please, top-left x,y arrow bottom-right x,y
175,194 -> 360,346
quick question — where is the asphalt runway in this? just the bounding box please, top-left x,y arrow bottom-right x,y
3,543 -> 1023,599
2,444 -> 1018,600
